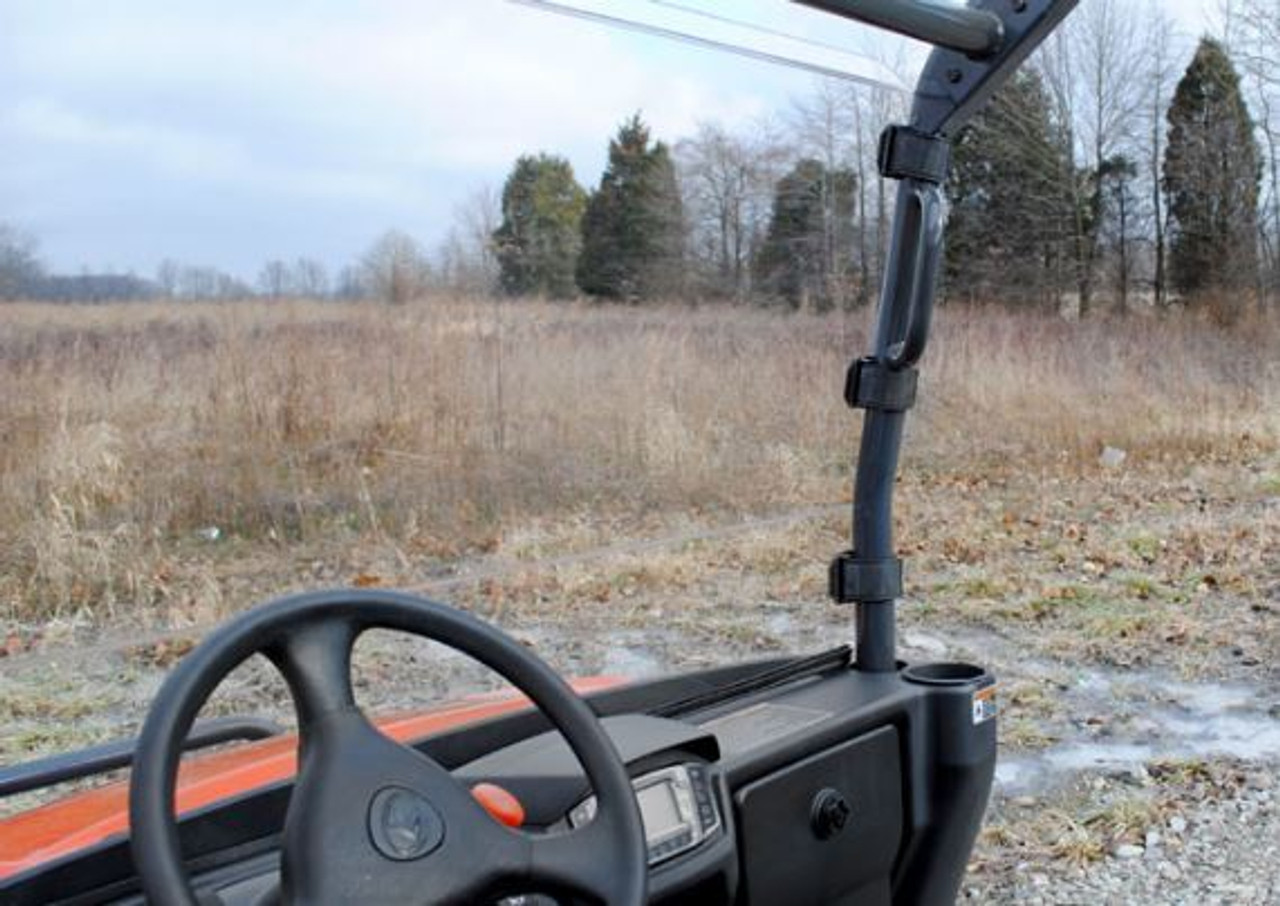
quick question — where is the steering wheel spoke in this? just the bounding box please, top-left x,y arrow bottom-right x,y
263,617 -> 359,734
527,815 -> 628,904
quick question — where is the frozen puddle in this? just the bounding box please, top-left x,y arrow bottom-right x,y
997,673 -> 1280,794
600,631 -> 666,677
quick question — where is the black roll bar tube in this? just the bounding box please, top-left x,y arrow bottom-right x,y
807,0 -> 1078,672
795,0 -> 1005,58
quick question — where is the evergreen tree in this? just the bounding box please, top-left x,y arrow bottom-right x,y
1163,37 -> 1260,298
945,71 -> 1078,307
576,114 -> 685,300
753,159 -> 857,310
493,154 -> 587,298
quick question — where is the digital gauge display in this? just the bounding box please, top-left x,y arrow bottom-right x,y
637,782 -> 683,839
566,763 -> 721,866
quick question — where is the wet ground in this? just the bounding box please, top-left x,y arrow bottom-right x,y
995,670 -> 1280,795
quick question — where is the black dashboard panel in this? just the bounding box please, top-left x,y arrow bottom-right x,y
3,650 -> 995,906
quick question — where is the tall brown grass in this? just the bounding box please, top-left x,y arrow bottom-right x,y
2,297 -> 1276,621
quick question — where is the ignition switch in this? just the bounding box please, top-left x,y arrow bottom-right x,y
810,787 -> 852,840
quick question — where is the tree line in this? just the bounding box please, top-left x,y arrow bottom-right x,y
0,227 -> 437,305
948,0 -> 1273,316
2,0 -> 1275,314
486,0 -> 1276,315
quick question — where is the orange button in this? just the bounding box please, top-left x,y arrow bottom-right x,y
471,782 -> 526,828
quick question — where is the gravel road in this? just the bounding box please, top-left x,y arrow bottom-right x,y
971,769 -> 1279,905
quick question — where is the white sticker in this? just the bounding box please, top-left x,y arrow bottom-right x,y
972,685 -> 998,725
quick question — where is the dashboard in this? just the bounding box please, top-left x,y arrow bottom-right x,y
3,647 -> 993,906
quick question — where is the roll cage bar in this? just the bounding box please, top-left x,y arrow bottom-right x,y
797,0 -> 1078,671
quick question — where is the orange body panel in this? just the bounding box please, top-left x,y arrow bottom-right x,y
0,676 -> 625,882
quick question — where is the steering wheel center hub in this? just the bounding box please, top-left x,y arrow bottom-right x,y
367,787 -> 445,861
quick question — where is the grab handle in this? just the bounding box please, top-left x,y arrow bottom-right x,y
879,183 -> 944,370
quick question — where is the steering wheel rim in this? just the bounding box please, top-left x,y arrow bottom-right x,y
128,589 -> 648,905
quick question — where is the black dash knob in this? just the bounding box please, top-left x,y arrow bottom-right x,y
810,788 -> 852,840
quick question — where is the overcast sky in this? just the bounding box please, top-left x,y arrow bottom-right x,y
1,1 -> 1220,280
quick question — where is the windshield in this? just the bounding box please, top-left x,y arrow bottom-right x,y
510,0 -> 921,90
0,0 -> 927,810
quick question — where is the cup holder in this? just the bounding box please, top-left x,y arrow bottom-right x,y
902,662 -> 987,687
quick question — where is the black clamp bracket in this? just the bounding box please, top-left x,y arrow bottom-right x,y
829,551 -> 902,604
878,125 -> 950,184
845,357 -> 918,412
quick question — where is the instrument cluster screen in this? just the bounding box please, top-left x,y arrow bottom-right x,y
637,780 -> 683,839
567,763 -> 721,866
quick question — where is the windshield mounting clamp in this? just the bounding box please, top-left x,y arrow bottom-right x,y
829,552 -> 903,605
878,125 -> 950,184
845,357 -> 918,412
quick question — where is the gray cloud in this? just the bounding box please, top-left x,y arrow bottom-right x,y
2,0 -> 793,278
2,0 -> 1213,279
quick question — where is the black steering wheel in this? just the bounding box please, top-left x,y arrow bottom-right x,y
128,589 -> 648,905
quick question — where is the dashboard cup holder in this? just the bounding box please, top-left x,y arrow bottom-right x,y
901,662 -> 988,686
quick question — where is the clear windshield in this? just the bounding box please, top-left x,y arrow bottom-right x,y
0,0 -> 931,810
511,0 -> 925,91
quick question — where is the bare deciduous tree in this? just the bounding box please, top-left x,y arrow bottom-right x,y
788,82 -> 862,307
293,257 -> 330,298
453,184 -> 500,294
1036,0 -> 1147,314
156,258 -> 181,298
1140,1 -> 1178,307
335,264 -> 366,300
0,222 -> 44,300
675,121 -> 784,301
1233,0 -> 1280,304
438,184 -> 500,296
1077,0 -> 1146,309
361,230 -> 430,305
174,264 -> 249,300
258,259 -> 290,298
844,39 -> 911,306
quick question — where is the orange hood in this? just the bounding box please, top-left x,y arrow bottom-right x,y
0,676 -> 625,882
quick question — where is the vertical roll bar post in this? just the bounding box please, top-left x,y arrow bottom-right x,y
806,0 -> 1079,671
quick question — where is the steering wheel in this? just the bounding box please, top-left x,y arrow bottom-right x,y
128,589 -> 648,905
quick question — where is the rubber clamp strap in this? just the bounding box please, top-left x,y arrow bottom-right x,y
829,552 -> 903,604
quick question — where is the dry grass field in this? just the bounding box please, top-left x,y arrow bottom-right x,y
2,296 -> 1276,626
